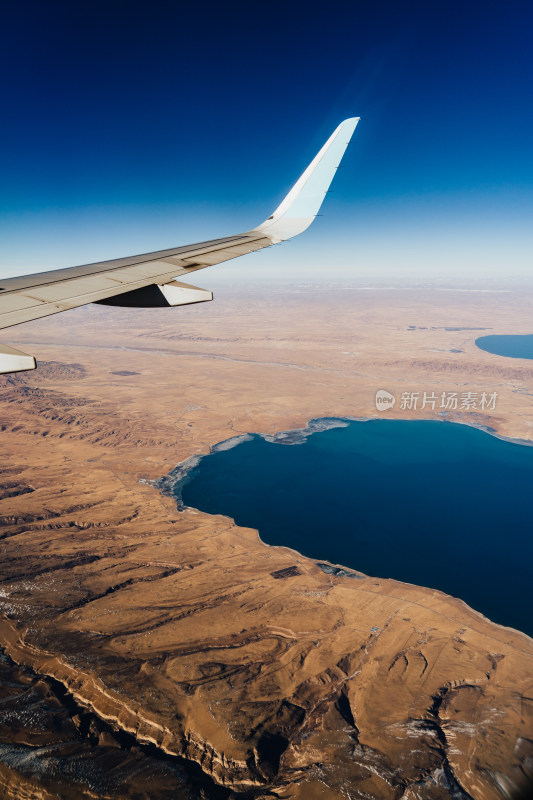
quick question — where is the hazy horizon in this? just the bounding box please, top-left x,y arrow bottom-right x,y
1,2 -> 532,283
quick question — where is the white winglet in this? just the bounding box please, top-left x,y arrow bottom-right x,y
255,117 -> 359,243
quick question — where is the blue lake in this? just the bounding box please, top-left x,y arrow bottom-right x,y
179,420 -> 533,637
476,333 -> 533,359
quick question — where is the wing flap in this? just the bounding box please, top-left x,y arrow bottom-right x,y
96,280 -> 213,308
0,344 -> 36,373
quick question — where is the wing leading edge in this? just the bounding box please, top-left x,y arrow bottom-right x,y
0,118 -> 359,373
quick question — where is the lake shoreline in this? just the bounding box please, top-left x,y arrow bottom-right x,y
476,333 -> 533,360
150,413 -> 533,510
149,414 -> 533,643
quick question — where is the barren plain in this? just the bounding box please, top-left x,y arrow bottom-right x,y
1,281 -> 533,799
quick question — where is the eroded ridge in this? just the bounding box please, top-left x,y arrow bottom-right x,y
1,285 -> 533,798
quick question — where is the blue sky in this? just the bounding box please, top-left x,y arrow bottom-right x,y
1,0 -> 532,281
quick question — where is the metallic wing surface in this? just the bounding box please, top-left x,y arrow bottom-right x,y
0,118 -> 359,373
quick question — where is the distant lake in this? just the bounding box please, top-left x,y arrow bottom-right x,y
180,420 -> 533,637
476,333 -> 533,359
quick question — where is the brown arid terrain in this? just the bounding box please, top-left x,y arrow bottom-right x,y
1,280 -> 533,800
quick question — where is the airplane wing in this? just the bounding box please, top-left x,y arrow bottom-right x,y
0,118 -> 359,373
